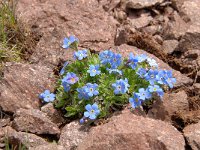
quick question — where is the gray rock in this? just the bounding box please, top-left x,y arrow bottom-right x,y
41,103 -> 66,127
2,126 -> 48,148
77,110 -> 185,150
126,0 -> 164,9
58,121 -> 89,150
162,40 -> 179,54
29,143 -> 65,150
148,90 -> 189,121
0,63 -> 55,113
183,121 -> 200,150
12,108 -> 60,135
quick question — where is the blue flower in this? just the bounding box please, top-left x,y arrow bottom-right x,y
62,72 -> 79,85
60,62 -> 68,75
112,78 -> 130,94
128,53 -> 138,69
156,70 -> 176,88
62,36 -> 78,49
136,88 -> 151,101
145,69 -> 158,85
74,49 -> 87,60
147,58 -> 158,68
87,65 -> 101,77
99,50 -> 114,65
137,54 -> 148,63
148,85 -> 164,97
129,93 -> 142,108
79,118 -> 85,124
62,82 -> 71,92
107,68 -> 122,75
110,53 -> 122,69
136,68 -> 147,78
84,103 -> 100,120
77,87 -> 90,100
39,90 -> 55,102
85,83 -> 99,97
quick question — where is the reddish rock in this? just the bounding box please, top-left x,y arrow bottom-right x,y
0,62 -> 55,113
148,90 -> 189,121
41,103 -> 66,127
29,143 -> 65,150
12,108 -> 60,135
58,121 -> 89,149
2,126 -> 48,148
77,110 -> 185,150
183,121 -> 200,150
163,11 -> 189,39
0,118 -> 10,128
111,44 -> 193,88
162,40 -> 179,54
126,0 -> 164,9
15,0 -> 116,67
178,25 -> 200,52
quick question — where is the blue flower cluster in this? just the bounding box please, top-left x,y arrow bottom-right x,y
39,35 -> 177,125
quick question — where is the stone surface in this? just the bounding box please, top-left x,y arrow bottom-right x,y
163,11 -> 189,40
128,11 -> 153,29
58,121 -> 89,150
126,0 -> 164,9
29,143 -> 65,150
12,108 -> 60,135
148,90 -> 189,121
183,121 -> 200,150
2,126 -> 48,148
41,103 -> 66,127
111,44 -> 193,88
181,0 -> 200,26
15,0 -> 116,68
77,110 -> 185,150
162,40 -> 179,54
0,118 -> 10,128
178,25 -> 200,52
0,62 -> 55,113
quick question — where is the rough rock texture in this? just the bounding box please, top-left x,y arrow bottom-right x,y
2,126 -> 48,148
183,121 -> 200,150
162,40 -> 179,54
77,110 -> 185,150
58,121 -> 89,150
15,0 -> 116,68
0,63 -> 55,113
128,11 -> 153,29
126,0 -> 164,9
0,118 -> 10,128
41,103 -> 66,127
148,90 -> 189,121
111,44 -> 193,88
163,11 -> 189,40
178,25 -> 200,52
12,108 -> 60,135
29,143 -> 65,150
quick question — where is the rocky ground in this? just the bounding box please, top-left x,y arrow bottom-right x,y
0,0 -> 200,149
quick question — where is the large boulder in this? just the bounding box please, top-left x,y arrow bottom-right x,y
15,0 -> 117,68
77,110 -> 185,150
183,121 -> 200,150
12,108 -> 60,135
0,63 -> 55,113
